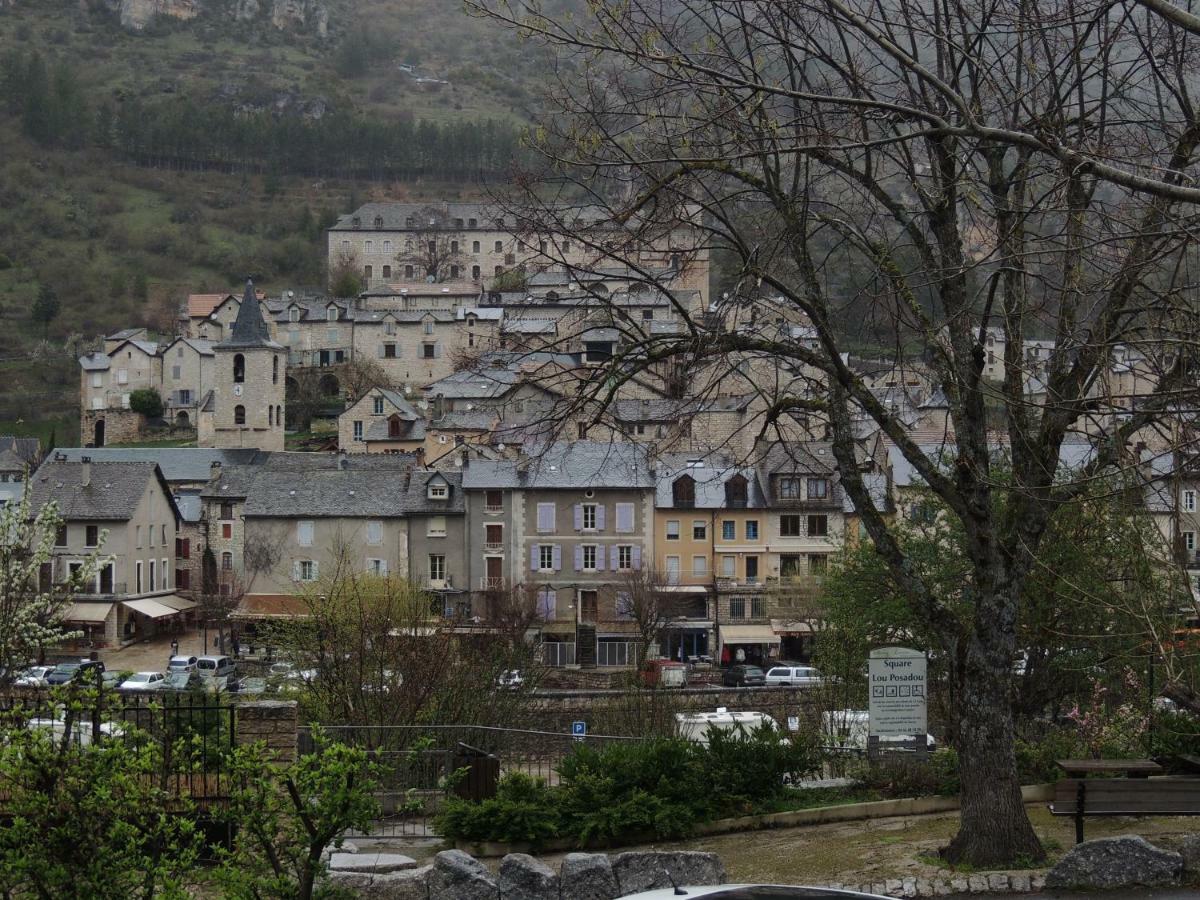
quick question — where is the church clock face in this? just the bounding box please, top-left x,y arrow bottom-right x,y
233,385 -> 243,397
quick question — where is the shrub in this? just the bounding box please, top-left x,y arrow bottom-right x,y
852,748 -> 960,797
433,773 -> 560,845
129,388 -> 163,418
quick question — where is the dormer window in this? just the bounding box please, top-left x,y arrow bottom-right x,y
352,217 -> 361,228
672,474 -> 696,508
327,307 -> 338,322
289,307 -> 299,323
778,477 -> 799,499
725,474 -> 748,507
388,415 -> 402,438
428,481 -> 449,500
807,478 -> 829,500
374,216 -> 384,228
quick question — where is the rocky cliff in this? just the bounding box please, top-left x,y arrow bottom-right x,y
98,0 -> 329,35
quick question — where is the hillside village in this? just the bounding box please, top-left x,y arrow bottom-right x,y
10,198 -> 1190,673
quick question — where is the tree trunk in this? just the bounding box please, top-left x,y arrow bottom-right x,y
944,584 -> 1045,865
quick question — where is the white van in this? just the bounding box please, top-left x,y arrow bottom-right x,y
675,708 -> 780,745
196,655 -> 236,679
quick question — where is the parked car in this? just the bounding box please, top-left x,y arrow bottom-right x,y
196,655 -> 236,679
676,708 -> 781,745
623,886 -> 889,898
235,676 -> 267,695
119,672 -> 166,692
25,717 -> 126,747
640,659 -> 687,688
722,665 -> 765,687
497,669 -> 525,690
269,661 -> 316,684
162,671 -> 204,691
45,660 -> 104,686
764,666 -> 826,687
167,655 -> 198,674
14,666 -> 55,687
102,669 -> 133,689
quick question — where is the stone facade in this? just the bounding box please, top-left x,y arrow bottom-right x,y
235,700 -> 299,763
206,344 -> 286,451
81,409 -> 144,448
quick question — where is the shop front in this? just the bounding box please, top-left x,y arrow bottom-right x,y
718,624 -> 781,668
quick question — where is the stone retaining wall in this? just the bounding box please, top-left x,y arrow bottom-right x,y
235,699 -> 299,763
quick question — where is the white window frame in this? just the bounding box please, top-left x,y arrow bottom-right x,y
298,559 -> 317,582
353,420 -> 363,441
582,544 -> 597,571
582,503 -> 597,530
538,544 -> 554,571
1185,490 -> 1197,513
429,554 -> 446,582
427,516 -> 447,537
297,520 -> 314,547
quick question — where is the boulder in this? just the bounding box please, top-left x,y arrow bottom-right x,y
428,849 -> 497,900
499,853 -> 559,900
1180,833 -> 1200,875
328,852 -> 418,874
559,853 -> 620,900
326,865 -> 431,900
611,851 -> 725,895
1045,835 -> 1182,890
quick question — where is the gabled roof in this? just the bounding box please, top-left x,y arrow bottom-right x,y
201,452 -> 419,500
404,470 -> 465,514
216,280 -> 282,350
53,447 -> 261,484
28,460 -> 178,522
107,338 -> 159,357
758,442 -> 839,476
162,337 -> 216,357
462,441 -> 654,490
364,417 -> 427,442
242,469 -> 410,518
0,437 -> 40,467
430,410 -> 498,432
106,328 -> 147,342
186,293 -> 237,318
79,351 -> 110,371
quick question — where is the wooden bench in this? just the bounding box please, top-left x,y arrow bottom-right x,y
1049,778 -> 1200,843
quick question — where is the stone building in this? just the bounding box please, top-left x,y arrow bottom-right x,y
337,387 -> 426,454
198,280 -> 287,452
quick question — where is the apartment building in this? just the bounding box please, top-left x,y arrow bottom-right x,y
461,442 -> 655,667
27,457 -> 194,648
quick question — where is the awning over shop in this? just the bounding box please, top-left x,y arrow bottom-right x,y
122,598 -> 179,619
157,595 -> 197,612
771,619 -> 816,636
232,594 -> 310,620
64,602 -> 113,623
720,624 -> 781,645
657,585 -> 710,594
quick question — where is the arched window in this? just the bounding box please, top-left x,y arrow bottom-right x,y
234,405 -> 246,425
272,355 -> 279,384
233,353 -> 245,384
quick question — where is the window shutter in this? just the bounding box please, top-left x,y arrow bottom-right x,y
574,504 -> 583,530
537,503 -> 554,532
616,503 -> 634,533
552,544 -> 562,571
182,538 -> 190,560
632,546 -> 642,570
311,561 -> 319,579
377,345 -> 385,358
434,342 -> 442,358
574,545 -> 583,571
610,545 -> 620,571
380,560 -> 388,576
530,545 -> 539,572
596,505 -> 606,531
539,589 -> 555,620
292,560 -> 301,581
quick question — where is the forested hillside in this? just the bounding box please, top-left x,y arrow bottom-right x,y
0,0 -> 562,435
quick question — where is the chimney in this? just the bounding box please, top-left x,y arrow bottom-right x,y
413,447 -> 425,468
80,455 -> 91,488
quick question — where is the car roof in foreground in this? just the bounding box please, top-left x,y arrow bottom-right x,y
620,886 -> 890,899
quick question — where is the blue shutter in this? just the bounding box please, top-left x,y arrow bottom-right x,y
574,545 -> 583,572
552,544 -> 562,571
596,505 -> 606,531
632,545 -> 642,570
539,589 -> 555,620
616,503 -> 634,533
574,504 -> 583,530
611,545 -> 619,571
530,545 -> 539,572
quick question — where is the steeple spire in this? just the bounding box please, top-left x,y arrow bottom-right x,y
217,279 -> 280,349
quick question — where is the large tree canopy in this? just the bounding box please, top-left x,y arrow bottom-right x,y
473,0 -> 1200,864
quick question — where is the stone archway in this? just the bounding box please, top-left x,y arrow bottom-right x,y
318,373 -> 341,398
174,410 -> 190,428
93,419 -> 105,448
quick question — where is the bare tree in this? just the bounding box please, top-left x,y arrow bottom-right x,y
339,358 -> 397,405
392,207 -> 471,283
472,0 -> 1200,865
615,567 -> 685,663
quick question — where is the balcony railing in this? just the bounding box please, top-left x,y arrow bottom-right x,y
483,543 -> 504,554
541,642 -> 577,667
484,505 -> 504,514
478,576 -> 504,590
597,641 -> 639,667
75,582 -> 128,597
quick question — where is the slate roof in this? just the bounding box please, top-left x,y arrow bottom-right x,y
758,442 -> 839,475
404,470 -> 465,514
162,337 -> 215,357
462,441 -> 654,490
364,418 -> 427,442
79,351 -> 110,371
842,472 -> 892,514
330,202 -> 611,232
242,469 -> 409,518
0,437 -> 41,467
106,328 -> 146,342
202,453 -> 418,500
431,410 -> 497,431
654,454 -> 768,508
216,281 -> 282,350
173,490 -> 203,523
28,460 -> 177,521
53,448 -> 261,484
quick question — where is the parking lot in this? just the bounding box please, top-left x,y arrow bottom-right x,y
97,629 -> 212,675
